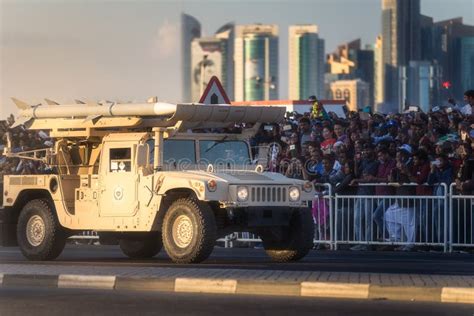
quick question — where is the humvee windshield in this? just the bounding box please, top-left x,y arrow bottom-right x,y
146,139 -> 251,167
146,139 -> 196,165
199,140 -> 251,165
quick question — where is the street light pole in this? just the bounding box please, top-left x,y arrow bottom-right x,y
200,54 -> 208,97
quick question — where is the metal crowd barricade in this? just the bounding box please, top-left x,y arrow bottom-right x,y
334,183 -> 449,251
449,183 -> 474,252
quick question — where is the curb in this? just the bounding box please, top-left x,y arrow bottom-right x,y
0,273 -> 473,304
58,275 -> 116,290
301,282 -> 370,299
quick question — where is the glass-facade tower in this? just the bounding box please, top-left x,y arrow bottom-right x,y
234,24 -> 278,101
289,25 -> 325,100
460,37 -> 474,94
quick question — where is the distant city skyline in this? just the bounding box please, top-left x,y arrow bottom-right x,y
1,0 -> 473,118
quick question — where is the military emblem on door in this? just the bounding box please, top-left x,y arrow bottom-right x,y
114,186 -> 124,200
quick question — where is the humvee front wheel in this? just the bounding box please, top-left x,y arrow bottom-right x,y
119,233 -> 162,259
162,198 -> 216,264
258,208 -> 314,262
17,199 -> 66,261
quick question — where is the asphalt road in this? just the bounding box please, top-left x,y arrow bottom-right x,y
0,287 -> 472,316
1,244 -> 473,275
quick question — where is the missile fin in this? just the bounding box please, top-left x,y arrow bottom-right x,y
147,96 -> 158,103
83,115 -> 102,124
10,117 -> 32,128
98,100 -> 113,106
74,99 -> 86,104
44,98 -> 59,105
11,98 -> 30,110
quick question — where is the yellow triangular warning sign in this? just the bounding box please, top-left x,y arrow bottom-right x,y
198,76 -> 231,105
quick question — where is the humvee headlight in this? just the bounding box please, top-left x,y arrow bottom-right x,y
237,186 -> 249,202
303,181 -> 313,192
289,186 -> 300,202
207,179 -> 217,192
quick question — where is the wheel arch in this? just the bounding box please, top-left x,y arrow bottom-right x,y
16,197 -> 67,260
152,188 -> 199,231
10,189 -> 54,224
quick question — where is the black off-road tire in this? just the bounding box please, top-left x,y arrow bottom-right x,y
17,199 -> 66,261
119,233 -> 163,259
162,198 -> 216,264
259,208 -> 314,262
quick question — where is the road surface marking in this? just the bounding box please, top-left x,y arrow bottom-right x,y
58,274 -> 116,290
441,287 -> 474,304
175,278 -> 237,294
301,282 -> 370,299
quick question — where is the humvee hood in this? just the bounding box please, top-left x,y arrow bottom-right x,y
181,170 -> 303,185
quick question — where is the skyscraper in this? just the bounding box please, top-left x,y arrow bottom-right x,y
215,23 -> 235,100
234,24 -> 279,101
355,48 -> 374,107
420,15 -> 435,61
190,23 -> 234,102
327,39 -> 373,106
405,61 -> 441,112
459,37 -> 474,95
381,0 -> 421,112
433,18 -> 474,99
374,36 -> 384,106
288,25 -> 325,100
181,13 -> 201,102
330,79 -> 370,111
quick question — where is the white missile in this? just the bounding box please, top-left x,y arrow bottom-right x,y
10,98 -> 286,130
15,101 -> 178,119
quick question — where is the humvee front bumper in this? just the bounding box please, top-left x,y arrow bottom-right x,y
244,206 -> 296,227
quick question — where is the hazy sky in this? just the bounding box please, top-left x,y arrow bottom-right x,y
1,0 -> 473,118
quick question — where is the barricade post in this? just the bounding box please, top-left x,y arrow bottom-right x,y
449,183 -> 474,252
312,183 -> 333,248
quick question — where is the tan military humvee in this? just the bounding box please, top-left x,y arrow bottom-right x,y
0,100 -> 315,263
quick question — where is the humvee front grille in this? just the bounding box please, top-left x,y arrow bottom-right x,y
250,186 -> 286,203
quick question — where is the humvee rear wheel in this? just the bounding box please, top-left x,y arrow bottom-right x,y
119,233 -> 162,259
162,198 -> 216,264
258,208 -> 314,262
17,199 -> 66,261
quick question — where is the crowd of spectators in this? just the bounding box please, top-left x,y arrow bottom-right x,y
0,114 -> 54,178
251,90 -> 474,251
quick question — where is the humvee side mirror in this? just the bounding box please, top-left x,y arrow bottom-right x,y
136,144 -> 149,168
